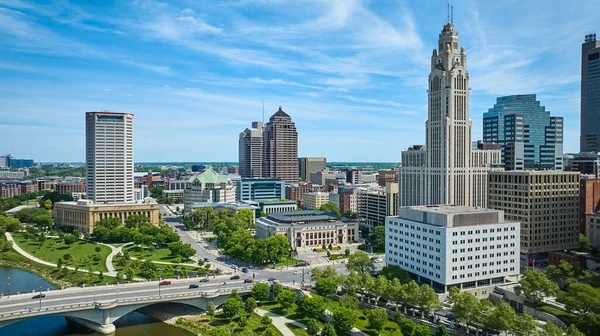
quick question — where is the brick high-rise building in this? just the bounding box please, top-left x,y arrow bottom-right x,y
580,176 -> 600,235
263,107 -> 298,183
581,34 -> 600,152
377,169 -> 398,187
85,112 -> 134,204
488,171 -> 580,255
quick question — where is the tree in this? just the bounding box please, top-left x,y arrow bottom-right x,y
63,234 -> 77,246
261,314 -> 272,326
274,283 -> 284,298
414,324 -> 432,336
332,306 -> 358,335
222,296 -> 243,317
234,208 -> 255,229
315,277 -> 337,297
318,202 -> 340,215
94,246 -> 102,253
366,308 -> 388,334
95,217 -> 122,230
43,199 -> 53,210
321,324 -> 337,336
370,225 -> 386,252
510,313 -> 537,336
418,284 -> 441,318
580,233 -> 595,251
380,265 -> 411,283
207,301 -> 216,320
546,259 -> 577,285
301,295 -> 326,319
345,248 -> 351,256
346,251 -> 374,274
245,297 -> 257,313
0,215 -> 23,232
139,260 -> 157,279
557,282 -> 600,315
92,226 -> 110,241
515,270 -> 558,306
435,325 -> 450,336
62,253 -> 72,262
306,319 -> 321,336
38,233 -> 46,243
399,317 -> 417,336
98,271 -> 104,281
450,290 -> 479,331
538,321 -> 564,336
277,289 -> 297,313
125,214 -> 151,228
238,316 -> 247,328
485,301 -> 515,334
566,324 -> 585,336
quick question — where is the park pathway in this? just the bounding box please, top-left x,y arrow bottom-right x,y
100,242 -> 133,277
255,308 -> 306,336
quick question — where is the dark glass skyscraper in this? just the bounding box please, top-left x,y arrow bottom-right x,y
581,33 -> 600,152
483,94 -> 563,170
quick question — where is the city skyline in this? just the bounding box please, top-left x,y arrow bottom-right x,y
0,1 -> 596,162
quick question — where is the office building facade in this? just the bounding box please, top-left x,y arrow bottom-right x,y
358,183 -> 398,228
581,34 -> 600,152
398,22 -> 501,207
263,107 -> 298,183
184,169 -> 236,213
488,171 -> 580,255
580,176 -> 600,235
564,152 -> 600,176
385,205 -> 520,293
345,169 -> 362,185
239,122 -> 264,178
303,192 -> 331,210
483,94 -> 563,170
85,112 -> 134,204
236,178 -> 285,202
299,157 -> 326,182
378,169 -> 398,187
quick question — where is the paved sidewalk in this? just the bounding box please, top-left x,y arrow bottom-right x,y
255,308 -> 306,336
101,242 -> 133,276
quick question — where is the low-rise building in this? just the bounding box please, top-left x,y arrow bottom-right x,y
18,180 -> 38,194
564,152 -> 600,175
586,212 -> 600,248
36,177 -> 62,191
357,183 -> 398,229
0,170 -> 26,180
258,199 -> 297,214
165,179 -> 188,191
385,205 -> 520,293
0,182 -> 20,198
303,192 -> 330,210
285,182 -> 323,202
57,177 -> 86,194
184,169 -> 236,214
162,189 -> 184,201
54,200 -> 160,233
236,178 -> 285,202
255,210 -> 359,248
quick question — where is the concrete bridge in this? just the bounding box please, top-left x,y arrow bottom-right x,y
0,279 -> 253,334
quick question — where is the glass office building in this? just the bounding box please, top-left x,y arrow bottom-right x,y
483,94 -> 563,170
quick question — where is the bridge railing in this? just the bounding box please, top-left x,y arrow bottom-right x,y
0,286 -> 253,321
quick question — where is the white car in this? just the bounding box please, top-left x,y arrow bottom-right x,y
374,258 -> 383,263
230,265 -> 238,269
293,270 -> 302,275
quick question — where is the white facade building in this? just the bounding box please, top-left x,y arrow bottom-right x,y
184,169 -> 236,213
85,112 -> 134,204
303,192 -> 331,210
398,23 -> 501,208
386,205 -> 520,293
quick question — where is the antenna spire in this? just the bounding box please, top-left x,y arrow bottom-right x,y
446,2 -> 449,23
451,5 -> 454,24
262,101 -> 264,123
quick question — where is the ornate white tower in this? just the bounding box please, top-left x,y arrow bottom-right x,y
398,22 -> 500,207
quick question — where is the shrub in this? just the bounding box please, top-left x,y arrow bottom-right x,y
332,246 -> 341,251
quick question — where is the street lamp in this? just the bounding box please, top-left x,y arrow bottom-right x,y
93,291 -> 96,304
38,286 -> 42,310
158,276 -> 162,297
6,276 -> 9,298
116,288 -> 120,302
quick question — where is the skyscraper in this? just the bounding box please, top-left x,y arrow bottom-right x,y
239,121 -> 264,178
398,22 -> 501,207
263,107 -> 298,183
85,111 -> 134,203
298,157 -> 326,182
581,33 -> 600,152
483,94 -> 563,170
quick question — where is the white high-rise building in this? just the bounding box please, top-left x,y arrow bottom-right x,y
399,22 -> 501,207
85,112 -> 134,204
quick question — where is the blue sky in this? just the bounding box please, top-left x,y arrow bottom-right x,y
0,0 -> 596,162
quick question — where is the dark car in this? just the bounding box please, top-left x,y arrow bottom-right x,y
230,275 -> 240,280
241,267 -> 248,273
268,277 -> 276,282
32,293 -> 46,299
243,279 -> 253,283
188,284 -> 199,289
159,280 -> 172,286
199,277 -> 210,283
204,257 -> 210,262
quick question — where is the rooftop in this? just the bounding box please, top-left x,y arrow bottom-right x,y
5,205 -> 38,215
396,205 -> 510,227
267,210 -> 340,223
407,205 -> 498,215
58,201 -> 157,207
188,168 -> 230,184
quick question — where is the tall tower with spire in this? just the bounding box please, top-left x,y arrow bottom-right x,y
399,22 -> 501,207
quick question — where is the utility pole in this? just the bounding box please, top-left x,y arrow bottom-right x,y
38,286 -> 42,310
6,276 -> 9,298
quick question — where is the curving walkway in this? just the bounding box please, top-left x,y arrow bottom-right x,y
101,242 -> 133,276
255,308 -> 305,336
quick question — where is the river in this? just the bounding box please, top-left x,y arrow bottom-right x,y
0,266 -> 193,336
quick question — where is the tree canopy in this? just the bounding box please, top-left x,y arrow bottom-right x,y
346,251 -> 374,274
318,202 -> 340,215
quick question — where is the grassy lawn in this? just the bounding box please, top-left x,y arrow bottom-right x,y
175,312 -> 283,336
287,323 -> 309,336
266,255 -> 304,268
123,245 -> 194,264
328,253 -> 348,260
14,234 -> 111,272
537,304 -> 581,327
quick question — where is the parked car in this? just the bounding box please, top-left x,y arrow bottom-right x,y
230,275 -> 240,280
188,284 -> 199,289
243,279 -> 253,283
230,264 -> 238,270
199,277 -> 210,283
32,293 -> 46,299
374,258 -> 383,263
203,257 -> 210,262
159,280 -> 172,286
267,277 -> 277,282
293,270 -> 302,275
241,267 -> 248,273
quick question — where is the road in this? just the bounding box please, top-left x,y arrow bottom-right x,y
158,205 -> 383,284
0,276 -> 250,315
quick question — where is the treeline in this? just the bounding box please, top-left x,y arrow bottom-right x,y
0,190 -> 49,213
186,207 -> 291,264
92,215 -> 179,246
26,167 -> 85,179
